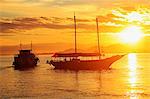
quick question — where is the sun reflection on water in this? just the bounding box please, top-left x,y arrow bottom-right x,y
128,53 -> 137,87
128,53 -> 137,98
128,53 -> 137,71
127,53 -> 143,99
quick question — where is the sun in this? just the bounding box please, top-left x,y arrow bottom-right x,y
126,12 -> 143,22
119,26 -> 143,44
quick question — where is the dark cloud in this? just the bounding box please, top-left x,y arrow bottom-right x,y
0,17 -> 94,33
66,17 -> 92,22
0,15 -> 129,34
97,13 -> 128,25
121,6 -> 136,12
1,11 -> 149,35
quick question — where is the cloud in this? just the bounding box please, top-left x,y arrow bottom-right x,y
0,15 -> 126,34
1,0 -> 149,20
0,11 -> 23,18
0,17 -> 93,33
142,24 -> 150,34
0,34 -> 14,36
2,0 -> 149,9
0,7 -> 149,35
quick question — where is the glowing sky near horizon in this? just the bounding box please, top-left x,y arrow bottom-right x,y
0,0 -> 150,47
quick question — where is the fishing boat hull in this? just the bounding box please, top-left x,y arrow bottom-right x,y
50,55 -> 124,70
13,57 -> 38,70
13,50 -> 39,70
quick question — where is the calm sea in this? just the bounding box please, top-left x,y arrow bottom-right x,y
0,53 -> 150,99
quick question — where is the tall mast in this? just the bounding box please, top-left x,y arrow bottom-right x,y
96,17 -> 101,59
74,12 -> 77,53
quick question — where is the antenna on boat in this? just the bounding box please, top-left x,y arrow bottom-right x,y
20,41 -> 22,50
31,41 -> 32,51
96,17 -> 101,59
74,12 -> 77,54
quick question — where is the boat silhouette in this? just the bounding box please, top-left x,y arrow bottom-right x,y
48,14 -> 124,70
13,43 -> 39,70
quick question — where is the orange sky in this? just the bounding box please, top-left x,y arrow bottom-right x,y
0,0 -> 150,49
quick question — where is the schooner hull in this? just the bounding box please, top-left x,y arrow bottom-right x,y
50,55 -> 124,70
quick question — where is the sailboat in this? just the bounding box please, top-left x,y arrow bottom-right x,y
48,15 -> 124,70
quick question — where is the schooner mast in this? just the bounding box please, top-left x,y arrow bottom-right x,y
74,13 -> 77,54
96,17 -> 101,59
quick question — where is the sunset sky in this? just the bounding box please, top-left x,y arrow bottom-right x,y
0,0 -> 150,51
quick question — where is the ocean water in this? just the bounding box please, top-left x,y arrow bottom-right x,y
0,53 -> 150,99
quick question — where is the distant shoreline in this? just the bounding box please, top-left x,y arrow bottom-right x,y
0,52 -> 150,56
0,53 -> 54,56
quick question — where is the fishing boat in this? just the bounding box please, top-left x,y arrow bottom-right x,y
48,15 -> 124,70
13,43 -> 39,70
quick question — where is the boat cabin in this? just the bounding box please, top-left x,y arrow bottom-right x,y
19,50 -> 31,55
51,53 -> 101,62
